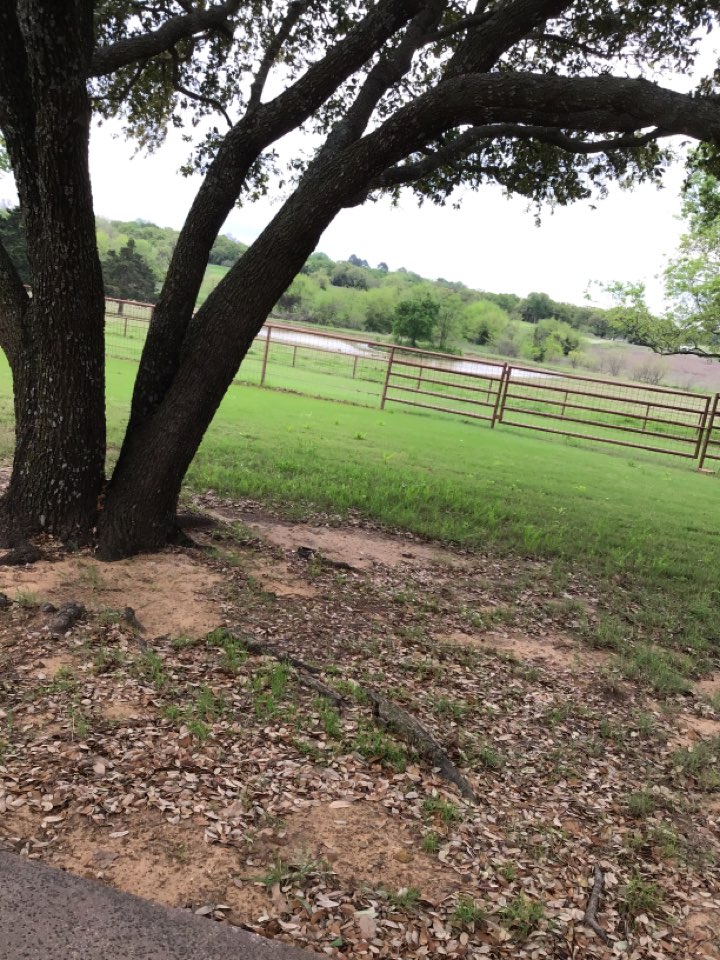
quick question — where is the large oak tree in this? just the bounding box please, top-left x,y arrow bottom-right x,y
1,0 -> 720,559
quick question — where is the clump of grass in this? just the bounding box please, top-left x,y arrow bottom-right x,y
671,737 -> 720,791
421,795 -> 460,823
67,704 -> 89,739
93,646 -> 124,674
206,628 -> 248,674
95,608 -> 123,627
620,873 -> 663,924
186,718 -> 211,743
15,589 -> 39,609
475,742 -> 505,771
258,854 -> 326,890
135,649 -> 168,690
627,790 -> 658,818
315,697 -> 343,739
586,614 -> 626,651
498,893 -> 544,939
617,645 -> 693,696
433,697 -> 468,719
355,723 -> 408,771
421,831 -> 440,854
452,896 -> 486,926
385,887 -> 420,910
194,684 -> 225,721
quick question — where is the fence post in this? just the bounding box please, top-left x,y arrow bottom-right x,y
292,345 -> 297,367
352,355 -> 358,379
260,326 -> 272,386
380,346 -> 396,410
694,395 -> 712,461
698,393 -> 719,469
493,364 -> 511,426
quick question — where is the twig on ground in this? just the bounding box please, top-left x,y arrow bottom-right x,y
584,863 -> 611,944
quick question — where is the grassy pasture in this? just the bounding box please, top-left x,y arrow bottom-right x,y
1,350 -> 719,684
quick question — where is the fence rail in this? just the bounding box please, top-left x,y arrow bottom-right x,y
102,295 -> 720,472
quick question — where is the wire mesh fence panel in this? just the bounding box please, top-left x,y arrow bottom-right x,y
383,349 -> 506,422
498,366 -> 710,458
105,312 -> 151,363
698,394 -> 720,469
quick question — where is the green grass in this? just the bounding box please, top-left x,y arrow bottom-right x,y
2,353 -> 720,672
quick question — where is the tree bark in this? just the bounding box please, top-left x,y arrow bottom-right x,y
0,3 -> 106,545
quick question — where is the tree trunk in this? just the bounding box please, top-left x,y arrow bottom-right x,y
1,308 -> 105,546
0,3 -> 106,545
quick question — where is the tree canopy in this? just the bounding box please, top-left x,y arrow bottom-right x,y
603,158 -> 720,359
2,1 -> 720,557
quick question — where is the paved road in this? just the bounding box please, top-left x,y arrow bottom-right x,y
0,851 -> 314,960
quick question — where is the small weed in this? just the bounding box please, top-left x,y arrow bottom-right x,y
671,736 -> 720,790
293,738 -> 323,761
194,684 -> 225,721
634,712 -> 657,738
136,649 -> 168,690
627,790 -> 658,818
386,887 -> 420,910
422,796 -> 460,823
96,608 -> 123,627
587,614 -> 626,651
475,743 -> 505,771
315,697 -> 343,739
599,718 -> 624,742
162,704 -> 184,723
452,896 -> 486,926
258,855 -> 325,890
15,589 -> 39,609
617,645 -> 692,697
186,718 -> 211,743
252,662 -> 291,699
620,873 -> 663,924
355,722 -> 408,771
171,634 -> 197,651
434,697 -> 468,720
499,863 -> 518,882
67,705 -> 89,739
498,893 -> 544,940
93,646 -> 124,674
45,666 -> 78,694
331,679 -> 369,704
422,831 -> 440,853
76,561 -> 106,591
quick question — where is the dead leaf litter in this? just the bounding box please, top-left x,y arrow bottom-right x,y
1,496 -> 719,959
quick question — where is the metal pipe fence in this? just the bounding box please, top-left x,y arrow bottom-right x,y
102,296 -> 720,471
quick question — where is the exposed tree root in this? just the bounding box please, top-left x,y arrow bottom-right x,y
227,630 -> 474,800
583,864 -> 610,944
0,542 -> 43,566
363,687 -> 476,801
48,601 -> 86,638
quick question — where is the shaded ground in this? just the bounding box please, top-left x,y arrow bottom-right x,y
1,499 -> 719,959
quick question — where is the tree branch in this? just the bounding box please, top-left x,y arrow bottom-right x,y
369,124 -> 666,191
90,0 -> 242,77
169,47 -> 233,127
246,0 -> 311,116
320,0 -> 448,158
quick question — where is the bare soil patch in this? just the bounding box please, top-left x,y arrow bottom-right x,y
441,628 -> 607,671
1,506 -> 719,959
697,672 -> 720,698
205,503 -> 464,571
2,552 -> 222,638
